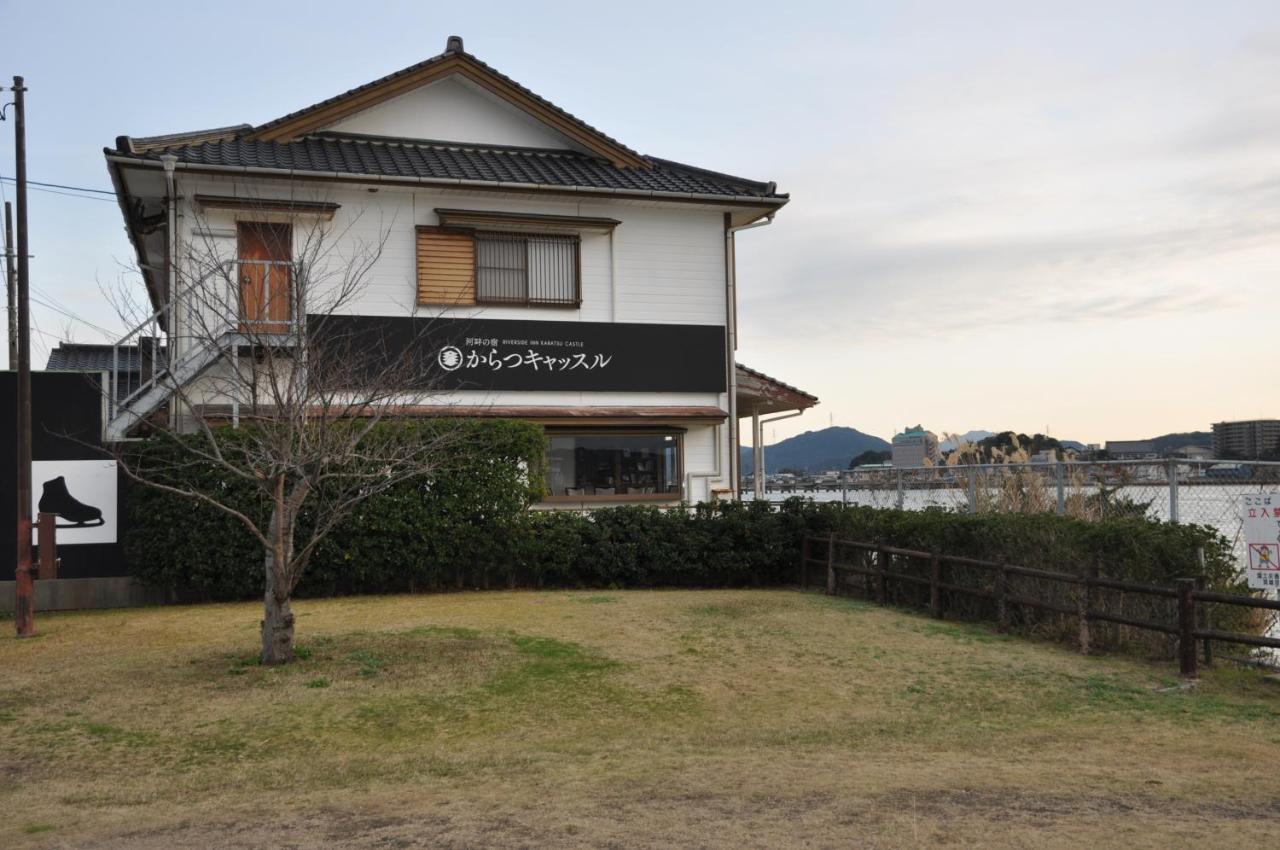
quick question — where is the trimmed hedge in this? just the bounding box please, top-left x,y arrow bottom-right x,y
125,419 -> 546,599
129,442 -> 1244,603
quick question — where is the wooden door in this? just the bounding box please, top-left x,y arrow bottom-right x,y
237,223 -> 292,333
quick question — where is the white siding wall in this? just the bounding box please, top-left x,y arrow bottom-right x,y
324,76 -> 579,151
171,173 -> 734,502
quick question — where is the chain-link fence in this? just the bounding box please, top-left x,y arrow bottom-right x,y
763,458 -> 1280,569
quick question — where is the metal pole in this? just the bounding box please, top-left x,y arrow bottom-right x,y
1055,461 -> 1066,516
4,201 -> 14,369
895,468 -> 904,510
747,409 -> 757,499
967,467 -> 978,514
12,76 -> 34,637
1167,456 -> 1179,524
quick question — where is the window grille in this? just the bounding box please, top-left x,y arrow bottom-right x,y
475,232 -> 579,306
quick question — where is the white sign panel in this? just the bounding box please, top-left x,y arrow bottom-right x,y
1242,493 -> 1280,591
31,460 -> 118,546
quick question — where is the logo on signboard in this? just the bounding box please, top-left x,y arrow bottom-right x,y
437,346 -> 463,371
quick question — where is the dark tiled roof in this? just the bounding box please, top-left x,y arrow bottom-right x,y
110,133 -> 785,201
46,343 -> 162,373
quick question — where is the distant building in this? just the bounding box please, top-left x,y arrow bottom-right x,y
1212,420 -> 1280,459
892,427 -> 940,467
1172,445 -> 1213,460
848,462 -> 893,482
1104,440 -> 1158,460
1030,449 -> 1057,464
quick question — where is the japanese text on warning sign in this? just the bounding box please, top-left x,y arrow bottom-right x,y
1242,493 -> 1280,590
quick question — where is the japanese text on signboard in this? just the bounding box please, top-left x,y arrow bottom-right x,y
1242,493 -> 1280,590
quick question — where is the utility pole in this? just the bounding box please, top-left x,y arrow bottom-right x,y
4,201 -> 14,368
10,76 -> 33,637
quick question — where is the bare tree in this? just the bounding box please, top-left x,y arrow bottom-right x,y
107,196 -> 460,664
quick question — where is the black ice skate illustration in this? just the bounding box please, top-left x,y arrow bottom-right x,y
38,476 -> 105,528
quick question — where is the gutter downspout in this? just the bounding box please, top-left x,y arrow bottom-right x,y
754,408 -> 805,499
161,154 -> 178,430
725,212 -> 775,500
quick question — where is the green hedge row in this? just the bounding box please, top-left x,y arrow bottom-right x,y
125,419 -> 546,599
127,422 -> 1243,601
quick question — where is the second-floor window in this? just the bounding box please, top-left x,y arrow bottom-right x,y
475,232 -> 579,306
416,226 -> 580,308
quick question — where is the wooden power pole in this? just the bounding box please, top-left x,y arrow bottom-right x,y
11,75 -> 33,637
4,201 -> 14,368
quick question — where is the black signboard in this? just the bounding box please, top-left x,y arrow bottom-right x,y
0,371 -> 128,579
309,315 -> 727,393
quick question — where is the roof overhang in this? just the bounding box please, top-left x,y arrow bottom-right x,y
105,153 -> 788,214
736,363 -> 818,417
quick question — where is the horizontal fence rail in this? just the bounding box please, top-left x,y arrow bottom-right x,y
800,534 -> 1280,677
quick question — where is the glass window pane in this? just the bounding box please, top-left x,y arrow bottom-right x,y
546,434 -> 679,497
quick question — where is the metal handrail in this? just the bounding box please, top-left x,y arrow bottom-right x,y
107,258 -> 300,429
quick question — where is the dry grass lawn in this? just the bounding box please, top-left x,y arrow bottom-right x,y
2,589 -> 1278,848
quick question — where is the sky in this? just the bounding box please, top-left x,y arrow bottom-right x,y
2,1 -> 1278,445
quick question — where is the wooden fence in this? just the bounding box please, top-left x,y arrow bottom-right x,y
800,534 -> 1280,677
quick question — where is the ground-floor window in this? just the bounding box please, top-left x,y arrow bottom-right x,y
545,430 -> 682,501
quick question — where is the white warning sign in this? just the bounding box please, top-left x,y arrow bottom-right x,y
1242,493 -> 1280,591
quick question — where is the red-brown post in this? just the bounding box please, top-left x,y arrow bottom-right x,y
1176,578 -> 1198,678
37,512 -> 57,580
13,515 -> 34,637
929,553 -> 942,619
825,533 -> 836,596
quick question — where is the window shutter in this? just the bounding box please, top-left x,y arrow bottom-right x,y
416,227 -> 475,305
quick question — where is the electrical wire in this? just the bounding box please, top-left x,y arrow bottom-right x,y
0,177 -> 116,203
0,175 -> 115,195
30,291 -> 116,336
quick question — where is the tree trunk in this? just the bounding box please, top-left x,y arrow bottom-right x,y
261,583 -> 295,665
260,483 -> 296,665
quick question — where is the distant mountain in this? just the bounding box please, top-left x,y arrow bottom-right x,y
939,430 -> 995,451
741,427 -> 890,475
1149,431 -> 1212,454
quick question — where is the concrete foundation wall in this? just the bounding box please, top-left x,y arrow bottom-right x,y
0,577 -> 166,613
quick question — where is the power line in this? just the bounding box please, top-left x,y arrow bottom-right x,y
0,175 -> 115,195
30,290 -> 116,336
5,182 -> 114,203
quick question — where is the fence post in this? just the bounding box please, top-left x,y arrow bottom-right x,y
967,467 -> 977,514
798,536 -> 808,588
1055,461 -> 1066,516
1195,573 -> 1212,667
929,553 -> 943,619
1167,457 -> 1180,524
874,545 -> 888,604
895,470 -> 904,510
825,533 -> 836,596
1176,578 -> 1198,678
995,556 -> 1009,633
1079,560 -> 1097,655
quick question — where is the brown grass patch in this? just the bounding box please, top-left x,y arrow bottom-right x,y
2,589 -> 1278,848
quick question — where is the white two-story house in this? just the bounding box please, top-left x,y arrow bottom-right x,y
96,35 -> 816,506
